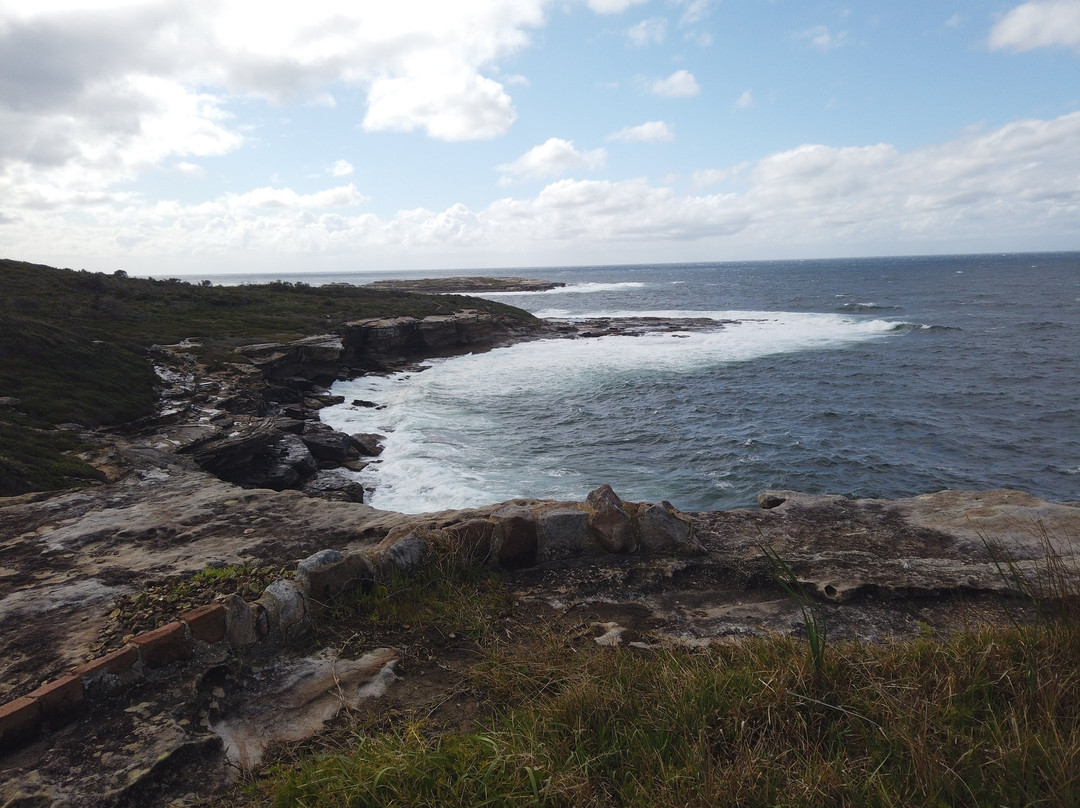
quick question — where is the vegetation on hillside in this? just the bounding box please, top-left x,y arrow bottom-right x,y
0,259 -> 537,494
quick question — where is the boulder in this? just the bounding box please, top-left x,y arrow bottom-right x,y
300,429 -> 356,463
297,552 -> 375,604
538,507 -> 594,561
638,503 -> 699,553
300,471 -> 365,503
256,580 -> 310,645
186,423 -> 317,490
222,595 -> 258,650
494,507 -> 539,569
350,433 -> 385,457
444,518 -> 497,563
586,484 -> 636,554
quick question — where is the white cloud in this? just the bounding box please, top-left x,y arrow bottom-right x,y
650,69 -> 701,97
331,160 -> 354,178
735,89 -> 754,109
989,1 -> 1080,51
363,70 -> 518,141
175,162 -> 205,178
4,109 -> 1079,271
607,120 -> 674,143
676,0 -> 712,27
0,0 -> 550,202
587,0 -> 650,14
214,184 -> 367,211
798,24 -> 849,52
626,18 -> 666,46
497,137 -> 607,184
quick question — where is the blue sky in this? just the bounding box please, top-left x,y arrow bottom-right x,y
2,0 -> 1079,275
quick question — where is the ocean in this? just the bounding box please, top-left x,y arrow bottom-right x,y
282,253 -> 1079,515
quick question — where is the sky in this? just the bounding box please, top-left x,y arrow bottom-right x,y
1,0 -> 1079,276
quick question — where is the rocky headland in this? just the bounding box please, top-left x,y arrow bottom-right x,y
362,276 -> 566,294
2,269 -> 1079,806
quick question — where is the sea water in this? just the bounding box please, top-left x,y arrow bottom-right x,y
313,254 -> 1080,514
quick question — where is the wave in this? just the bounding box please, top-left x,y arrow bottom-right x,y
888,322 -> 958,334
836,302 -> 903,313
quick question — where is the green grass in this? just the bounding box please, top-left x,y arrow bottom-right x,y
0,411 -> 105,495
0,258 -> 538,492
231,544 -> 1080,808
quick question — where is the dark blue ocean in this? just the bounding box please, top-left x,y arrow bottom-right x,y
251,253 -> 1079,514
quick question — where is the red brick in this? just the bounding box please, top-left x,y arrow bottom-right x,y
27,674 -> 84,727
0,696 -> 42,750
132,621 -> 191,668
180,603 -> 226,644
72,645 -> 139,683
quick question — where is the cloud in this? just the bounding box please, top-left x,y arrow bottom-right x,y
606,121 -> 674,143
5,112 -> 1079,271
797,24 -> 849,52
989,1 -> 1080,51
331,160 -> 354,178
626,18 -> 667,46
214,184 -> 367,211
676,0 -> 713,26
587,0 -> 650,14
363,70 -> 517,141
735,89 -> 754,109
175,162 -> 205,178
497,137 -> 607,184
0,0 -> 550,202
650,69 -> 701,97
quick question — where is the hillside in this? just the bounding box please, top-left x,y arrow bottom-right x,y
0,259 -> 536,494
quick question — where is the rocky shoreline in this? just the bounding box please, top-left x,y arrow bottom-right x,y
2,291 -> 1079,806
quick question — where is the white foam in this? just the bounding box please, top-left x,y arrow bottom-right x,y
322,311 -> 906,513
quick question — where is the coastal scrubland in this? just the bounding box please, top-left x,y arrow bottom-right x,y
0,259 -> 533,494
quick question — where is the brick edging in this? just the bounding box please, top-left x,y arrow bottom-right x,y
0,604 -> 224,752
1,487 -> 692,755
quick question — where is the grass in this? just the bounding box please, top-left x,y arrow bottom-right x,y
223,541 -> 1080,808
0,258 -> 538,493
0,410 -> 105,495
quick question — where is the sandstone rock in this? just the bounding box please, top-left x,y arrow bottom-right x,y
444,518 -> 497,563
210,648 -> 398,770
638,502 -> 698,553
298,552 -> 375,605
757,491 -> 788,509
256,580 -> 310,646
494,507 -> 539,569
538,507 -> 593,561
300,471 -> 365,503
586,484 -> 636,554
296,549 -> 345,583
388,532 -> 428,573
222,595 -> 258,650
300,430 -> 355,464
350,433 -> 385,457
186,426 -> 318,491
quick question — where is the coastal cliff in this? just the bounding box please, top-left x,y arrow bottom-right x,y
2,264 -> 1079,807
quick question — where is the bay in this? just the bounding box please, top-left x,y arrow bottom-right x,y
305,253 -> 1080,514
